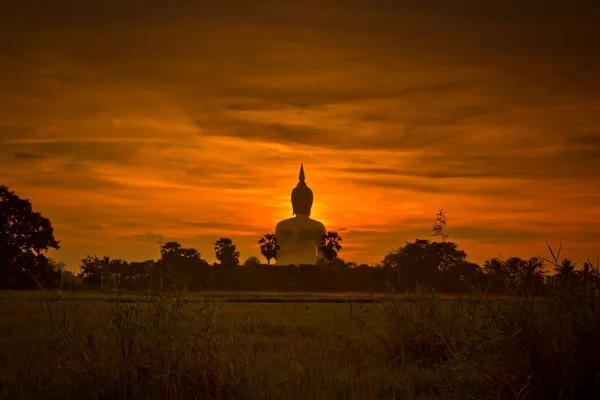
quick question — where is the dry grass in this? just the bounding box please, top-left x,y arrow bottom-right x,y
1,285 -> 599,399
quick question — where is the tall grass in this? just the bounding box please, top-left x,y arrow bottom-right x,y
1,244 -> 599,399
2,286 -> 226,399
372,243 -> 600,399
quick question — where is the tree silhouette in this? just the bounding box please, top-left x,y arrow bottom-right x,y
243,256 -> 262,267
382,239 -> 467,290
504,257 -> 525,286
77,255 -> 104,285
445,261 -> 484,292
483,257 -> 507,291
258,233 -> 280,265
578,261 -> 600,296
319,231 -> 342,271
555,258 -> 576,288
0,185 -> 60,289
214,237 -> 240,267
522,257 -> 546,296
159,240 -> 206,290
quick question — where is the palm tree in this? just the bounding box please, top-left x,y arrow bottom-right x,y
483,257 -> 507,290
504,257 -> 525,286
214,238 -> 240,267
574,261 -> 600,295
258,233 -> 280,265
319,231 -> 343,271
522,257 -> 546,296
555,258 -> 576,288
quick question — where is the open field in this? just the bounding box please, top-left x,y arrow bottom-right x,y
1,289 -> 599,399
0,290 -> 517,303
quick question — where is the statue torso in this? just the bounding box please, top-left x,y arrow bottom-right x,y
275,216 -> 326,265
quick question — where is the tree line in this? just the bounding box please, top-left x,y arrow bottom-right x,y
2,185 -> 598,295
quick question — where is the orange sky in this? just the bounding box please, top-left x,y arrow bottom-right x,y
1,1 -> 599,270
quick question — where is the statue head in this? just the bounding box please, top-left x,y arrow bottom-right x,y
291,164 -> 313,215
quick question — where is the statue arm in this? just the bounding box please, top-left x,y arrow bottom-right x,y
316,225 -> 326,258
317,245 -> 324,259
274,224 -> 282,261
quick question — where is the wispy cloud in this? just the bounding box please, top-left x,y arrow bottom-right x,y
1,0 -> 599,268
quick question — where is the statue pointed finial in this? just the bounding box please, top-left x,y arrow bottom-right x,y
291,163 -> 313,215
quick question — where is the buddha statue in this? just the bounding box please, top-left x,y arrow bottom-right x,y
275,164 -> 326,265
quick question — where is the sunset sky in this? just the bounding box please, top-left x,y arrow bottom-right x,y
1,1 -> 599,270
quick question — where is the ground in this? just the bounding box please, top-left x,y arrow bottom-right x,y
1,290 -> 598,399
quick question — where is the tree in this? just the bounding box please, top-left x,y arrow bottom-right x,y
554,258 -> 576,288
243,256 -> 262,267
106,258 -> 128,290
577,261 -> 600,295
521,257 -> 546,296
83,255 -> 127,291
382,239 -> 468,291
77,255 -> 104,286
124,260 -> 155,290
258,233 -> 280,265
481,256 -> 546,294
160,241 -> 201,262
444,261 -> 485,292
159,240 -> 207,290
483,257 -> 507,290
319,231 -> 342,271
0,185 -> 60,289
214,237 -> 240,267
506,257 -> 523,284
59,269 -> 82,290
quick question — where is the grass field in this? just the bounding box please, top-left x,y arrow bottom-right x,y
1,289 -> 599,399
0,290 -> 514,303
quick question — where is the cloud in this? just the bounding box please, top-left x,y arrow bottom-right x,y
118,231 -> 175,243
4,141 -> 143,163
2,0 -> 599,269
451,226 -> 545,245
568,133 -> 600,148
11,151 -> 46,160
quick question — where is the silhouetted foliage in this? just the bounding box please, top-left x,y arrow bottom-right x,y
214,237 -> 240,267
0,185 -> 61,289
77,255 -> 104,286
258,233 -> 280,265
443,261 -> 485,293
554,258 -> 577,288
157,240 -> 210,291
7,193 -> 595,298
319,231 -> 342,271
58,268 -> 82,290
61,236 -> 598,297
243,256 -> 262,267
77,255 -> 129,291
382,239 -> 469,291
521,256 -> 546,296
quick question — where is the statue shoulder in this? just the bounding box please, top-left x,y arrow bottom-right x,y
275,218 -> 294,231
312,219 -> 326,233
